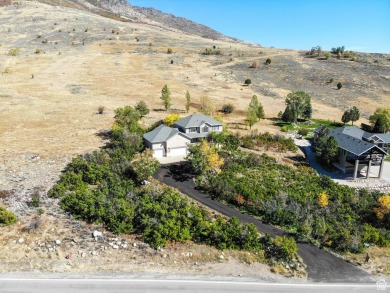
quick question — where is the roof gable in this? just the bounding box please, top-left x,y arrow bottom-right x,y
143,124 -> 179,143
329,129 -> 387,156
174,113 -> 222,129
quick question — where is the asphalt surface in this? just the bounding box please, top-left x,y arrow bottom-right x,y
154,164 -> 373,283
0,279 -> 379,293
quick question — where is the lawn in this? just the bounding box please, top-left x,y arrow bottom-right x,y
275,118 -> 351,138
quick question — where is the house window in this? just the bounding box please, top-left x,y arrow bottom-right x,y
190,127 -> 198,133
203,126 -> 209,133
212,126 -> 219,131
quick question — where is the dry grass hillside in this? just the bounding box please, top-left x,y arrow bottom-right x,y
0,0 -> 389,277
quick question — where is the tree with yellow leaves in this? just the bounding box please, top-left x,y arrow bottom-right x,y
317,192 -> 329,207
374,195 -> 390,223
187,140 -> 224,174
164,113 -> 182,127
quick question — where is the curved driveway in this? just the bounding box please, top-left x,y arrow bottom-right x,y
154,165 -> 373,283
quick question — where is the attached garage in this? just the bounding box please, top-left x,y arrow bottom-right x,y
143,124 -> 190,159
169,146 -> 187,157
153,148 -> 165,158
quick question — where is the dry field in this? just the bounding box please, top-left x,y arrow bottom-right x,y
0,0 -> 389,278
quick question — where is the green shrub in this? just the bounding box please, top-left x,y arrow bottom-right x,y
222,103 -> 234,114
203,48 -> 221,55
28,193 -> 41,208
265,58 -> 271,65
135,101 -> 149,117
240,131 -> 297,152
297,128 -> 309,137
7,48 -> 20,56
0,206 -> 17,226
98,106 -> 105,114
244,79 -> 252,85
337,82 -> 342,90
324,52 -> 331,59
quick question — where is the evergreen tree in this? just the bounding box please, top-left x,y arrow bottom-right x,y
314,127 -> 339,165
161,85 -> 171,111
341,110 -> 351,125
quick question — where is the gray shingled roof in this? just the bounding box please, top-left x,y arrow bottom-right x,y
369,133 -> 390,143
338,126 -> 366,139
143,124 -> 186,143
174,113 -> 222,129
329,129 -> 387,156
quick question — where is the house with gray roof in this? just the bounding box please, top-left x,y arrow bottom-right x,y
143,114 -> 223,158
314,126 -> 389,179
174,113 -> 223,143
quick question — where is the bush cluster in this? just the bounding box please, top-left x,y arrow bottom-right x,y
0,206 -> 17,226
190,149 -> 389,253
240,131 -> 298,152
47,106 -> 296,263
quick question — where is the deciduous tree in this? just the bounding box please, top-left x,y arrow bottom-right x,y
185,90 -> 191,113
349,106 -> 360,125
135,101 -> 150,117
200,96 -> 215,115
187,140 -> 224,174
369,108 -> 390,133
283,91 -> 312,123
161,85 -> 171,111
164,113 -> 181,127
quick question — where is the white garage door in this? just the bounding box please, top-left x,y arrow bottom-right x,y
169,147 -> 187,157
153,149 -> 165,158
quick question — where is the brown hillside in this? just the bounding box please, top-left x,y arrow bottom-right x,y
0,0 -> 389,278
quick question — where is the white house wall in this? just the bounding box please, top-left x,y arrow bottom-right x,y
166,134 -> 190,149
151,142 -> 164,149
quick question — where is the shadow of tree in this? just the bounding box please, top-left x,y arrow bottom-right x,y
164,162 -> 195,182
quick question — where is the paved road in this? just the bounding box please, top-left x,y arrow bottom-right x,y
154,165 -> 373,283
0,278 -> 379,293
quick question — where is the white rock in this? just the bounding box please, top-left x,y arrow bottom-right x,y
133,243 -> 137,247
219,255 -> 224,260
18,238 -> 24,243
81,252 -> 86,258
122,244 -> 128,249
113,245 -> 119,249
55,240 -> 61,245
93,230 -> 102,238
92,251 -> 98,256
